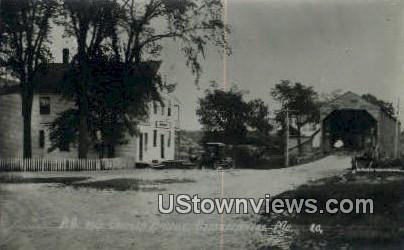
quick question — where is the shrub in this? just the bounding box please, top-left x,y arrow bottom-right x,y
233,145 -> 284,169
234,145 -> 258,168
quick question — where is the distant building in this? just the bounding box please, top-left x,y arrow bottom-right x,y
0,50 -> 180,163
287,92 -> 401,159
319,91 -> 400,158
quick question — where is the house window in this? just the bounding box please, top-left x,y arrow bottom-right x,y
168,103 -> 172,117
153,102 -> 158,115
139,133 -> 143,161
160,134 -> 165,158
39,97 -> 50,115
60,141 -> 70,152
174,104 -> 180,118
168,131 -> 171,147
161,103 -> 165,116
153,130 -> 157,147
144,133 -> 148,151
39,130 -> 45,148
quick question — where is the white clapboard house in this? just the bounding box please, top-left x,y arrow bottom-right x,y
0,50 -> 180,164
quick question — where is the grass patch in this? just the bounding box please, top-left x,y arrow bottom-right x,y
140,187 -> 167,192
0,174 -> 194,192
71,178 -> 140,191
70,178 -> 195,191
143,178 -> 195,185
0,174 -> 89,184
259,172 -> 404,249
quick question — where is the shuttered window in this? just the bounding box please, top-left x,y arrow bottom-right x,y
39,130 -> 45,148
153,130 -> 157,147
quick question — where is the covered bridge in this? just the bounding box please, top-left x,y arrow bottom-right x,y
320,91 -> 400,158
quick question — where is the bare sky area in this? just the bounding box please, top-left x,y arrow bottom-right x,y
50,0 -> 404,130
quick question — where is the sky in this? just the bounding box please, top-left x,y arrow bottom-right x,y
50,0 -> 404,130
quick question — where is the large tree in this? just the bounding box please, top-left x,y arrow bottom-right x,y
247,99 -> 273,137
246,99 -> 275,151
116,0 -> 228,80
57,0 -> 121,158
271,80 -> 319,155
48,57 -> 161,158
0,0 -> 58,158
197,86 -> 274,165
197,87 -> 251,146
89,59 -> 161,158
54,0 -> 228,158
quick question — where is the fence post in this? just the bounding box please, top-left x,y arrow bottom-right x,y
0,157 -> 133,172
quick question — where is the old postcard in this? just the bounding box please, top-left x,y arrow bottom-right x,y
0,0 -> 403,249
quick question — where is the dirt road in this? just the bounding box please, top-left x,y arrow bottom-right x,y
0,155 -> 350,250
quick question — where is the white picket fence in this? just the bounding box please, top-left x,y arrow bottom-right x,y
0,157 -> 136,172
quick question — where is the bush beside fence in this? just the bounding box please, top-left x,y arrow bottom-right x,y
0,157 -> 136,172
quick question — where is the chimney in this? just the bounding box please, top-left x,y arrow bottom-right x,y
62,48 -> 69,64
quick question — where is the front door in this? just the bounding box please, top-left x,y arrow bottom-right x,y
139,133 -> 143,161
160,134 -> 165,159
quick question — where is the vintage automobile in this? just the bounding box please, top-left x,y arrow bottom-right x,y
198,142 -> 233,169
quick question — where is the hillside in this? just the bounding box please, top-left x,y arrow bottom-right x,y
177,130 -> 203,160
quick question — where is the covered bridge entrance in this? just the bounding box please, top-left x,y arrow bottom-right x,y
322,109 -> 377,152
320,92 -> 400,158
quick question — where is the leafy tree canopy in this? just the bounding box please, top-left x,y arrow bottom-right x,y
271,80 -> 320,155
50,0 -> 228,158
271,80 -> 319,127
0,0 -> 58,158
115,0 -> 230,82
362,93 -> 395,117
196,85 -> 273,146
49,55 -> 161,158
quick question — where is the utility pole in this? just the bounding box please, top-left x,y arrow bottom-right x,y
275,106 -> 297,168
395,97 -> 400,158
285,108 -> 290,167
277,107 -> 297,168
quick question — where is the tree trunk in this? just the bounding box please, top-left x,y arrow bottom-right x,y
107,144 -> 115,158
99,144 -> 104,159
78,100 -> 90,159
76,53 -> 91,159
106,113 -> 117,158
21,90 -> 33,159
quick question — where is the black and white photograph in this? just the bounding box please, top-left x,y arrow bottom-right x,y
0,0 -> 404,249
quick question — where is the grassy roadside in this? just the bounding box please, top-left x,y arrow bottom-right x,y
0,173 -> 194,191
259,172 -> 404,249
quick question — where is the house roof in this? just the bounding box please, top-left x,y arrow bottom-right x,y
36,63 -> 70,93
0,61 -> 162,95
0,78 -> 19,95
0,64 -> 69,95
323,91 -> 399,122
